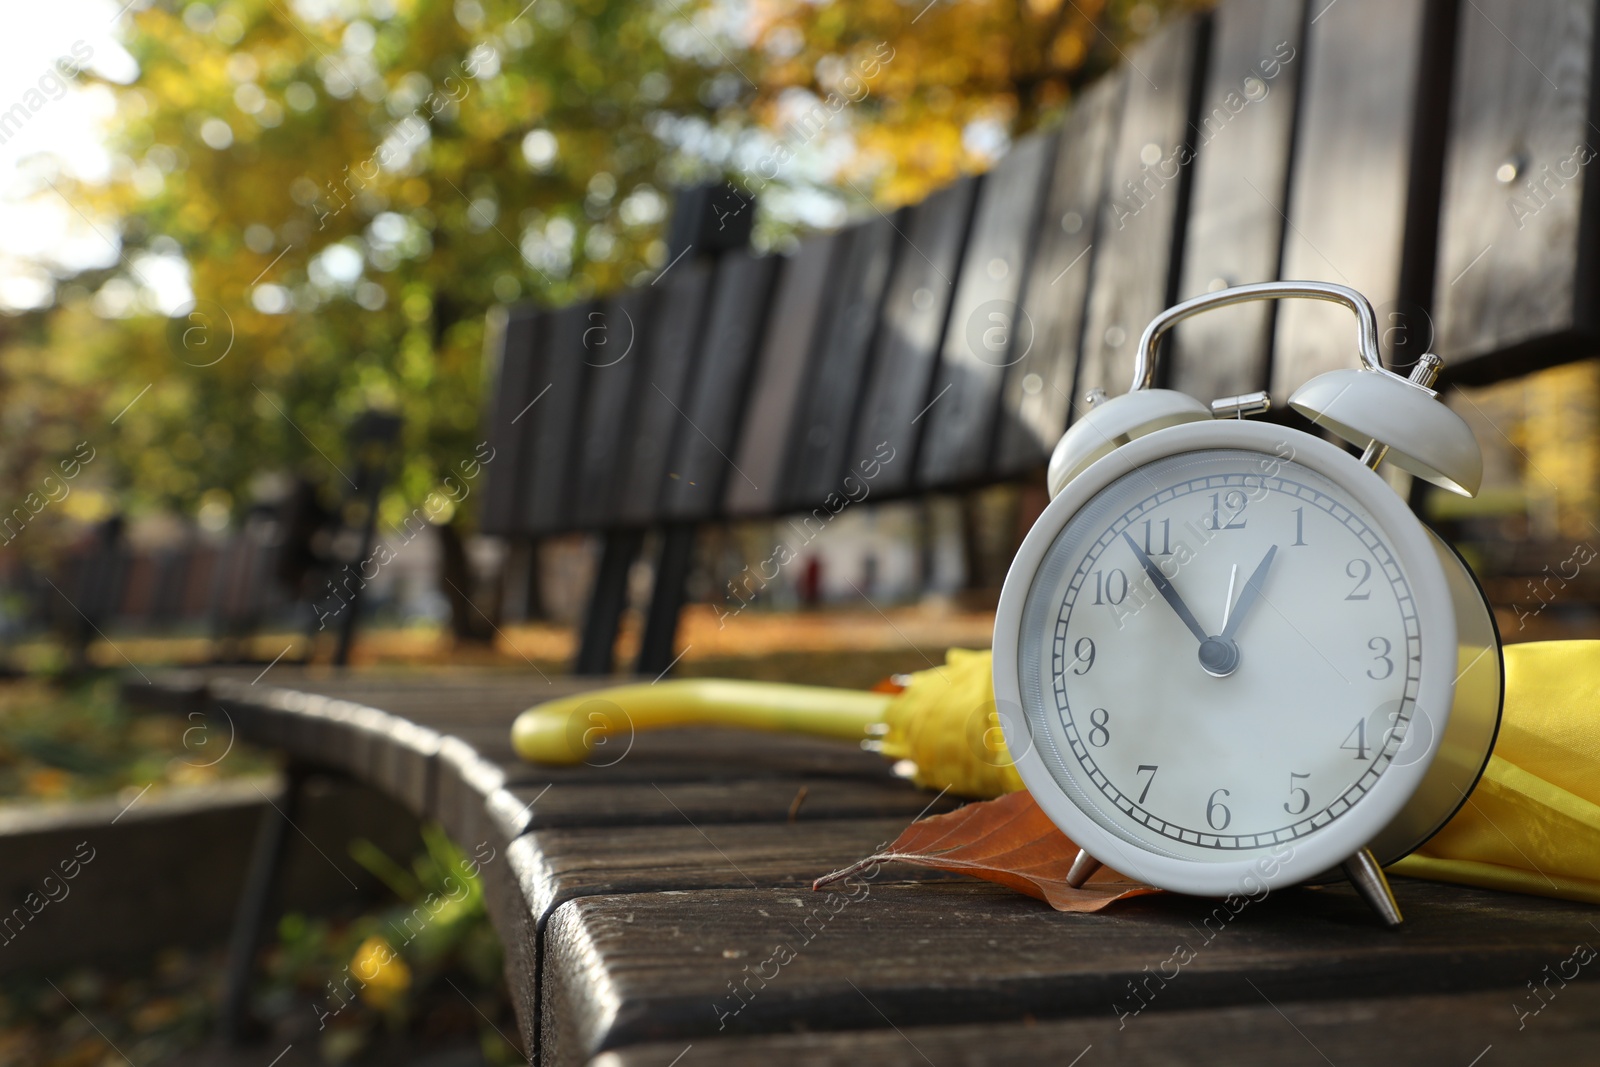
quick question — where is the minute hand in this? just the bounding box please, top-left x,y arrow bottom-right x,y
1220,545 -> 1279,641
1120,530 -> 1208,644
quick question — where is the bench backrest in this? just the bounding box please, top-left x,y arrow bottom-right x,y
481,0 -> 1600,538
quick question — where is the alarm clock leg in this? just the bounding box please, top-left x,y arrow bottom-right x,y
1066,848 -> 1102,888
1341,848 -> 1403,926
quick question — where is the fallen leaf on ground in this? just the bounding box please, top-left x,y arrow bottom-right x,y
814,789 -> 1162,912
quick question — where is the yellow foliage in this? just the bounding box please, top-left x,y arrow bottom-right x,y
3,0 -> 1195,530
351,935 -> 411,1011
1521,362 -> 1600,539
743,0 -> 1199,203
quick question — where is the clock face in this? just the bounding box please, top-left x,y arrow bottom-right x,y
1015,446 -> 1422,866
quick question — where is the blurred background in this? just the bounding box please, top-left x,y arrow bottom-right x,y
0,0 -> 1593,1062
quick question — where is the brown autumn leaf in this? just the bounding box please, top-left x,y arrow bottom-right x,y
813,789 -> 1162,912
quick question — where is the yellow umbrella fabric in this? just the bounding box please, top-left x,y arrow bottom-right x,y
1389,640 -> 1600,905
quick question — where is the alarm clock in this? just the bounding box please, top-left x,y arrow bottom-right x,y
992,281 -> 1502,925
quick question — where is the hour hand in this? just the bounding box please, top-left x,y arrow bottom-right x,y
1119,530 -> 1208,644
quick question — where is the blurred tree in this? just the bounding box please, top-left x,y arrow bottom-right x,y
739,0 -> 1200,208
34,0 -> 727,527
1,0 -> 1190,544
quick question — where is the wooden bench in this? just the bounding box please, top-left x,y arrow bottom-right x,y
130,0 -> 1600,1060
128,667 -> 1600,1064
38,520 -> 287,666
8,408 -> 404,668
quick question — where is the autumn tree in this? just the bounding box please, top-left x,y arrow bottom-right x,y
2,0 -> 1188,541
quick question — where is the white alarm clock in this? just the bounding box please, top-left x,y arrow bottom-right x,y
993,282 -> 1502,925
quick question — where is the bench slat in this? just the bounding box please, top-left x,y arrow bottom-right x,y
996,76 -> 1122,475
1433,0 -> 1600,384
513,817 -> 920,932
848,179 -> 980,498
455,726 -> 893,790
495,777 -> 957,837
1077,15 -> 1206,400
611,261 -> 715,527
499,814 -> 939,1054
522,303 -> 596,535
661,251 -> 782,521
481,305 -> 542,535
594,985 -> 1600,1067
544,878 -> 1599,1066
573,288 -> 656,529
785,215 -> 902,509
725,234 -> 844,518
917,133 -> 1058,489
1271,0 -> 1454,398
1170,0 -> 1307,402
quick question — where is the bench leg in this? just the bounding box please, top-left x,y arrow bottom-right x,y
574,529 -> 643,675
220,765 -> 307,1044
635,522 -> 696,677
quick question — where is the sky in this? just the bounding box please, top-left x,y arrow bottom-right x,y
0,0 -> 151,312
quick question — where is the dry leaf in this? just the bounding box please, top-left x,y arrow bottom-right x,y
814,789 -> 1162,913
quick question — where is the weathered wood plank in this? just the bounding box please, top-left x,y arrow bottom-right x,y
482,780 -> 951,1061
544,879 -> 1600,1065
512,817 -> 920,932
520,302 -> 595,535
596,984 -> 1600,1067
1170,0 -> 1306,402
915,134 -> 1059,488
996,75 -> 1122,475
458,726 -> 894,786
153,673 -> 911,830
431,726 -> 899,852
479,305 -> 541,535
611,261 -> 715,528
487,776 -> 957,842
434,734 -> 513,849
1078,14 -> 1207,400
502,816 -> 938,1056
785,216 -> 901,509
725,234 -> 843,518
211,681 -> 442,814
661,251 -> 782,521
1433,0 -> 1600,384
572,288 -> 656,528
1272,0 -> 1455,398
847,181 -> 979,497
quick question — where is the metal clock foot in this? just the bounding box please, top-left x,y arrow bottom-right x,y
1342,847 -> 1403,926
1066,848 -> 1102,888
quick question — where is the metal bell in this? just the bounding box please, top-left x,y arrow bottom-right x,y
1289,357 -> 1482,496
1047,388 -> 1211,497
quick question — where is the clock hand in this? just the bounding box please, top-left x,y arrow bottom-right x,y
1220,545 -> 1278,641
1220,563 -> 1238,633
1119,530 -> 1209,645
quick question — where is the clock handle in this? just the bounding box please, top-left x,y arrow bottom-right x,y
1130,281 -> 1383,393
